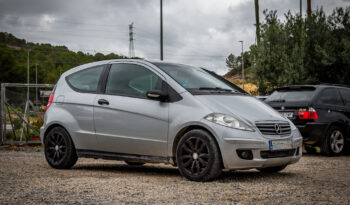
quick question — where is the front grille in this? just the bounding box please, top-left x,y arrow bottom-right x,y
255,122 -> 291,135
260,149 -> 296,159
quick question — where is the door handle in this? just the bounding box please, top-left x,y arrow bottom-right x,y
98,99 -> 109,105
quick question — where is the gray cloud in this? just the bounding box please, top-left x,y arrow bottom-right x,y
0,0 -> 349,74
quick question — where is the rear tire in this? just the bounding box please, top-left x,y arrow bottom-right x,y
176,129 -> 222,182
321,126 -> 345,156
257,165 -> 287,173
44,127 -> 77,169
125,161 -> 145,166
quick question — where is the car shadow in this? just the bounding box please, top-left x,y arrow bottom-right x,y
217,170 -> 297,183
73,163 -> 180,177
72,163 -> 297,182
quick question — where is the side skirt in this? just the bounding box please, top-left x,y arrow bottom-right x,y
76,149 -> 170,164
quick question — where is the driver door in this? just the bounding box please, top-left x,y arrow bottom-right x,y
93,62 -> 169,157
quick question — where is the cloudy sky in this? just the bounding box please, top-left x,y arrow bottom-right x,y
0,0 -> 349,74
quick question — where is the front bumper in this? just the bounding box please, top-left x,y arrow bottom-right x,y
205,122 -> 303,170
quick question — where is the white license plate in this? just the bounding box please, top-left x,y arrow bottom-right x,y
269,140 -> 292,151
280,112 -> 293,119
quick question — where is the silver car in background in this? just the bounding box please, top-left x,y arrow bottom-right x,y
41,59 -> 302,181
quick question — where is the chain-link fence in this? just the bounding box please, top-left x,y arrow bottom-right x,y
1,83 -> 55,145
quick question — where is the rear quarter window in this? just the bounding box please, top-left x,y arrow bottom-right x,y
339,88 -> 350,107
316,88 -> 343,106
66,66 -> 104,92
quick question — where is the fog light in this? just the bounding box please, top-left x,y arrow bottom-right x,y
237,150 -> 253,160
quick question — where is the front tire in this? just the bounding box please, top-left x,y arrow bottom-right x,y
257,165 -> 287,173
321,126 -> 345,156
44,127 -> 77,169
176,129 -> 222,182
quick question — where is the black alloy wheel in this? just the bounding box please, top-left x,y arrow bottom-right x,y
176,129 -> 222,181
44,127 -> 77,169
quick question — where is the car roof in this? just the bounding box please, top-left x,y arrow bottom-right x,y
62,59 -> 203,77
62,59 -> 155,77
275,84 -> 350,91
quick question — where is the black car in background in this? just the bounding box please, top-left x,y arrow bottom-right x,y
265,84 -> 350,155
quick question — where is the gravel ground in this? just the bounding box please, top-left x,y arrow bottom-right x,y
0,148 -> 349,204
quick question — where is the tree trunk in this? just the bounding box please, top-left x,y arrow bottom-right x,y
307,0 -> 311,17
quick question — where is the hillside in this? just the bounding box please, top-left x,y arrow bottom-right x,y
0,32 -> 129,84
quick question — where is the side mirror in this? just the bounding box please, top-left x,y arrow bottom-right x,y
146,90 -> 168,101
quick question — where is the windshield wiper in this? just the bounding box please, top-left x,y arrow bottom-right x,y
267,99 -> 286,102
198,87 -> 234,92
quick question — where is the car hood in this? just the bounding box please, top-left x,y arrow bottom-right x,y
195,94 -> 287,125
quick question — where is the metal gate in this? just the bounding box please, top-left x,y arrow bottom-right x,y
1,83 -> 54,145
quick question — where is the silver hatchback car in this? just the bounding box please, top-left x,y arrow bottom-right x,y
41,59 -> 302,181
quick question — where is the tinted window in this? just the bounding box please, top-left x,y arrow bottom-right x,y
106,64 -> 163,98
154,63 -> 240,92
266,89 -> 315,102
317,88 -> 343,106
339,89 -> 350,107
67,66 -> 104,92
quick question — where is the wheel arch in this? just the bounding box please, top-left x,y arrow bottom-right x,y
327,122 -> 347,138
171,124 -> 223,166
43,123 -> 74,145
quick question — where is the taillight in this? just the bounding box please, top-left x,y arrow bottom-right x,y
298,107 -> 318,120
46,93 -> 54,112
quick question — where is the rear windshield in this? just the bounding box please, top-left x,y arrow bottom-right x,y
266,88 -> 315,102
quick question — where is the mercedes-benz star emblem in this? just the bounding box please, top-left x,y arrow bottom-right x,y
275,124 -> 281,134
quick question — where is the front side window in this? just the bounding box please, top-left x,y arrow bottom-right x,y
67,66 -> 104,92
317,88 -> 343,106
105,63 -> 163,98
339,89 -> 350,107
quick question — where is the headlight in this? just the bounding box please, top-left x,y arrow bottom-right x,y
204,113 -> 254,132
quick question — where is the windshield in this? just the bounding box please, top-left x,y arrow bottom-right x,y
266,89 -> 315,102
154,63 -> 240,93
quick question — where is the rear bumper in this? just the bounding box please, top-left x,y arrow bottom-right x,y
40,126 -> 45,144
296,123 -> 328,145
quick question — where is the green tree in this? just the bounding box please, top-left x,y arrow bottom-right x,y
0,32 -> 129,85
245,7 -> 350,94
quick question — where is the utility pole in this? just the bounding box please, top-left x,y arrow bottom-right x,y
160,0 -> 163,61
239,41 -> 244,90
26,49 -> 30,142
35,64 -> 38,104
27,50 -> 30,101
129,22 -> 135,58
307,0 -> 311,17
300,0 -> 302,16
254,0 -> 260,45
